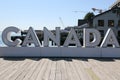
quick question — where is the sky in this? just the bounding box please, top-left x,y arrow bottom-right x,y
0,0 -> 116,31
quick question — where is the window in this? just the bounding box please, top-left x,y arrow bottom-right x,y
98,20 -> 104,26
108,20 -> 114,27
118,20 -> 120,26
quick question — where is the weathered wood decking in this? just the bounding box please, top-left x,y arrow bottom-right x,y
0,58 -> 120,80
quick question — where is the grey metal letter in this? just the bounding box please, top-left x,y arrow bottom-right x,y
83,28 -> 101,47
100,28 -> 119,47
22,27 -> 41,47
63,28 -> 81,47
44,27 -> 60,47
2,26 -> 21,47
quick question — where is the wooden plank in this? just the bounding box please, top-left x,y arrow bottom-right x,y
22,60 -> 40,80
42,59 -> 52,80
0,58 -> 7,66
0,61 -> 17,77
55,59 -> 62,80
87,59 -> 105,80
0,61 -> 14,72
49,58 -> 57,80
16,60 -> 37,80
29,58 -> 45,80
68,59 -> 80,80
60,59 -> 68,80
88,59 -> 116,80
0,58 -> 120,80
93,59 -> 120,80
1,61 -> 23,80
36,59 -> 49,80
82,59 -> 101,80
73,59 -> 93,80
9,59 -> 32,80
65,58 -> 79,80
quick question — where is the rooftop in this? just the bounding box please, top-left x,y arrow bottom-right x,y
110,0 -> 120,8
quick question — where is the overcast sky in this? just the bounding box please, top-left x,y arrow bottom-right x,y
0,0 -> 115,31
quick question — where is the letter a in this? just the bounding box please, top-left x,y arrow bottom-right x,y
22,27 -> 41,47
63,28 -> 81,47
101,28 -> 119,47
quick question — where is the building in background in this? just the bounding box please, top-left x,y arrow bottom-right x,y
75,0 -> 120,40
110,0 -> 120,9
93,8 -> 120,38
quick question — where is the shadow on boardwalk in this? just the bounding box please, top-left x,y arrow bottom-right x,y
2,57 -> 119,62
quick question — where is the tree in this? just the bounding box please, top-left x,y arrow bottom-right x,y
84,12 -> 95,20
84,12 -> 95,27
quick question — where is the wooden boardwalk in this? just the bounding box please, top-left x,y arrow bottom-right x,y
0,58 -> 120,80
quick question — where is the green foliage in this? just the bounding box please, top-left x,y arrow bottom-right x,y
84,12 -> 95,20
